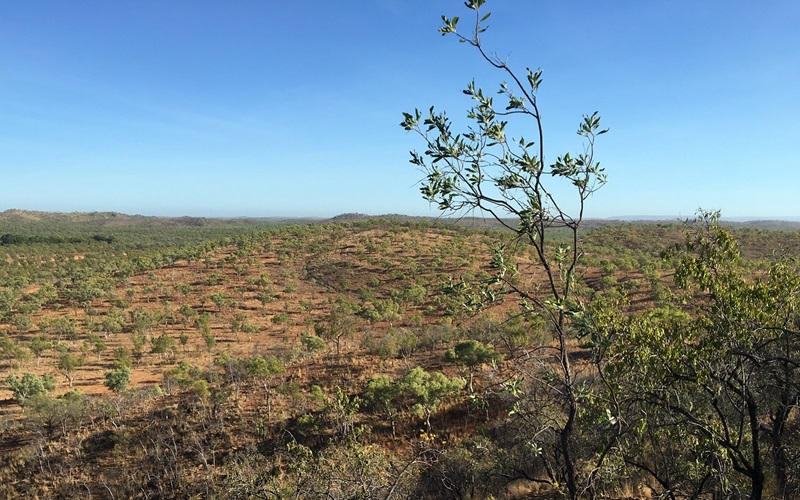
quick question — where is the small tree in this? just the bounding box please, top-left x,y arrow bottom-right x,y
179,303 -> 198,326
56,350 -> 84,388
130,307 -> 157,336
400,366 -> 465,434
11,314 -> 33,333
26,335 -> 53,367
195,313 -> 216,352
26,390 -> 88,439
315,305 -> 359,356
401,2 -> 606,496
4,372 -> 56,405
300,331 -> 326,354
362,375 -> 401,437
323,386 -> 362,438
101,307 -> 127,337
42,316 -> 77,341
85,333 -> 106,361
150,332 -> 177,360
111,346 -> 133,370
246,356 -> 285,423
130,332 -> 147,365
210,292 -> 234,313
163,360 -> 208,397
178,332 -> 189,352
444,340 -> 502,393
104,366 -> 131,393
214,352 -> 249,400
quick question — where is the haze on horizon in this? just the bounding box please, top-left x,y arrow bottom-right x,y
1,1 -> 798,219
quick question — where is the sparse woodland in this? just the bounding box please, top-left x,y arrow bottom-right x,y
1,209 -> 799,499
2,2 -> 800,499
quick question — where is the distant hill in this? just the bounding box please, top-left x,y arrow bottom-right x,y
603,214 -> 800,230
4,209 -> 800,231
0,209 -> 316,228
0,209 -> 173,225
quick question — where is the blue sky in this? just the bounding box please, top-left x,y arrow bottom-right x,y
1,1 -> 798,218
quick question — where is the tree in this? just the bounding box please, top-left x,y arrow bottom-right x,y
39,316 -> 77,341
4,372 -> 56,405
11,314 -> 33,333
315,304 -> 359,356
85,333 -> 106,361
195,313 -> 216,352
130,307 -> 157,336
26,390 -> 88,439
56,350 -> 84,387
401,1 -> 607,497
26,335 -> 53,367
104,366 -> 131,393
179,303 -> 198,326
214,352 -> 249,400
246,356 -> 285,423
362,375 -> 401,437
0,286 -> 21,321
130,332 -> 147,365
210,292 -> 234,313
400,367 -> 465,434
111,346 -> 133,370
0,332 -> 30,363
318,386 -> 362,439
590,212 -> 800,498
150,332 -> 177,360
163,360 -> 208,397
101,307 -> 127,337
466,314 -> 546,359
444,339 -> 502,393
300,331 -> 326,354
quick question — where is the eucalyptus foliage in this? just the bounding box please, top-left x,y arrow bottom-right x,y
589,212 -> 800,499
5,372 -> 56,404
401,1 -> 607,497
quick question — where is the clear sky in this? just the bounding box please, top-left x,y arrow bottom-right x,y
1,1 -> 798,219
